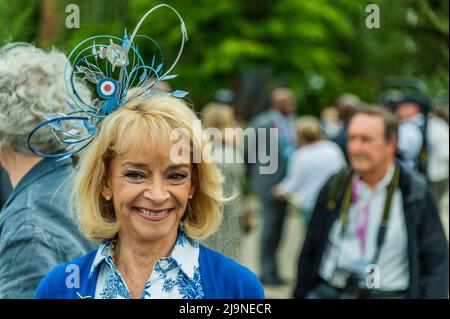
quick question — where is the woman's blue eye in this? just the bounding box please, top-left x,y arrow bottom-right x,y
124,171 -> 145,179
169,173 -> 187,181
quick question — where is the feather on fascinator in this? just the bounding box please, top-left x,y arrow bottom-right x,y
27,4 -> 188,159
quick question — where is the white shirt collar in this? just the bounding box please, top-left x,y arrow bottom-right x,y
89,226 -> 200,280
355,164 -> 395,193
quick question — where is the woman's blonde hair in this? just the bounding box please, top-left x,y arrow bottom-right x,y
74,95 -> 224,242
296,116 -> 322,145
201,102 -> 240,146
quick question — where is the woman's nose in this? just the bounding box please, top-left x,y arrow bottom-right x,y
143,181 -> 170,204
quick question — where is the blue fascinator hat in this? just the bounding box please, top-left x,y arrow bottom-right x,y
28,4 -> 188,159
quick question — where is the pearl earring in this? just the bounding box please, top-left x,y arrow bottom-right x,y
105,195 -> 111,201
188,194 -> 193,199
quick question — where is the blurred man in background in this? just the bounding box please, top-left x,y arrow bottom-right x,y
247,87 -> 297,285
426,106 -> 449,207
294,107 -> 448,299
394,96 -> 427,174
332,93 -> 362,162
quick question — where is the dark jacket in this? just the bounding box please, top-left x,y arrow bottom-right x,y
0,166 -> 12,209
0,158 -> 96,298
294,165 -> 449,299
246,110 -> 290,198
332,125 -> 349,163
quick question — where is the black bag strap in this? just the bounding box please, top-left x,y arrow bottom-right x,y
325,167 -> 353,213
372,165 -> 400,263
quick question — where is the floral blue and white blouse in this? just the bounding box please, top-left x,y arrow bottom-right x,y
89,227 -> 204,299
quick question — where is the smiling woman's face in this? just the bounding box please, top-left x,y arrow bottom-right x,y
102,134 -> 195,245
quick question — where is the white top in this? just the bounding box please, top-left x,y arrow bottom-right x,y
319,165 -> 410,291
427,116 -> 449,182
279,140 -> 346,212
398,114 -> 424,172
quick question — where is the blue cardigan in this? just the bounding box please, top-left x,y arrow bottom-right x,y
33,244 -> 265,299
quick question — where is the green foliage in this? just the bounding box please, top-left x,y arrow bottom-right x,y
0,0 -> 40,44
0,0 -> 448,117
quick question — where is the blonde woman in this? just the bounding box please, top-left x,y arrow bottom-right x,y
34,96 -> 264,299
273,116 -> 346,227
201,102 -> 246,262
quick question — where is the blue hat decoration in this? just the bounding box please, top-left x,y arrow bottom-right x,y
28,4 -> 189,159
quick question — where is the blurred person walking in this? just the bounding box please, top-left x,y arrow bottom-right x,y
320,107 -> 343,139
394,96 -> 449,206
273,116 -> 346,229
201,102 -> 246,262
394,96 -> 427,174
294,107 -> 448,299
247,87 -> 297,285
332,93 -> 362,162
426,109 -> 449,207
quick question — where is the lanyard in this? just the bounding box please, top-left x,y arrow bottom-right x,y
353,178 -> 373,256
339,165 -> 400,264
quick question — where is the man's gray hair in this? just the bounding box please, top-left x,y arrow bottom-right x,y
0,42 -> 91,155
354,106 -> 399,142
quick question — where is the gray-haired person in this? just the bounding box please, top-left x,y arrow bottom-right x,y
0,43 -> 95,298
